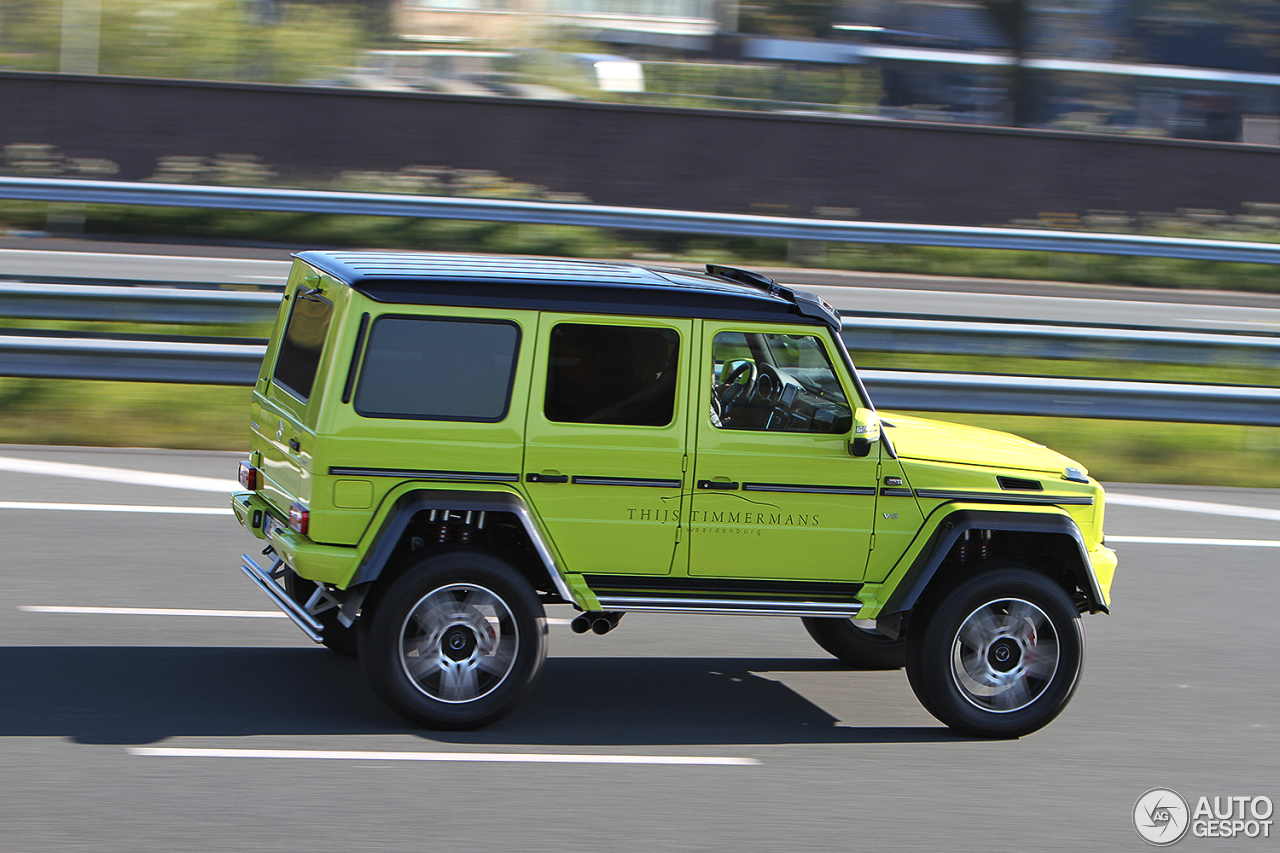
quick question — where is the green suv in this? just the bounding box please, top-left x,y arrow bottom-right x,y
232,252 -> 1116,738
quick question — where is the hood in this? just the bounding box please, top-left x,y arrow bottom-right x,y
878,412 -> 1082,475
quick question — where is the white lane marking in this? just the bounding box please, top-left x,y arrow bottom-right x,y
20,605 -> 286,618
1108,535 -> 1280,547
1107,492 -> 1280,522
127,747 -> 760,766
0,456 -> 238,492
17,606 -> 574,624
0,501 -> 230,514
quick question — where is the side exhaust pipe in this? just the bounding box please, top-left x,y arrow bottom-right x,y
570,611 -> 625,635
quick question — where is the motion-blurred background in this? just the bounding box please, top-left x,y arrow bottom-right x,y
3,0 -> 1280,485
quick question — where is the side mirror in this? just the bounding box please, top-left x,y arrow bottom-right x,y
849,408 -> 881,457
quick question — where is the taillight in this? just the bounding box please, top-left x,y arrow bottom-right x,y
288,502 -> 310,535
238,461 -> 259,491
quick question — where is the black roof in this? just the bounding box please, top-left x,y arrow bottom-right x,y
294,252 -> 840,330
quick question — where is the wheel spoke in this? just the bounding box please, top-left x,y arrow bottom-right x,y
475,644 -> 515,676
439,661 -> 480,701
997,675 -> 1033,711
957,607 -> 1000,650
1022,641 -> 1059,681
404,649 -> 444,682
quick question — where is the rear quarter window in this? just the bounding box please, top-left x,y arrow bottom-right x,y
272,293 -> 334,403
353,316 -> 520,421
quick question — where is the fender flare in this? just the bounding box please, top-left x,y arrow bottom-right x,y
879,508 -> 1108,620
346,488 -> 574,604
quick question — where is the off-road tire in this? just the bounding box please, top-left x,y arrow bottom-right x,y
358,550 -> 547,730
904,563 -> 1084,738
801,617 -> 905,669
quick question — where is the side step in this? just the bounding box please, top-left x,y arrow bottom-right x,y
241,553 -> 324,643
593,596 -> 862,618
588,575 -> 864,618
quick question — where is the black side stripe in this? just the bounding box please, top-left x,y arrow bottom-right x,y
329,467 -> 519,483
880,488 -> 915,497
914,489 -> 1094,506
742,483 -> 876,496
571,476 -> 682,488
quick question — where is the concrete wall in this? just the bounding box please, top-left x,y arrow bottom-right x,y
3,70 -> 1279,226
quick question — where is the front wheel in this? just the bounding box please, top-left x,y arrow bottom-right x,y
359,550 -> 547,730
801,617 -> 905,669
905,566 -> 1084,738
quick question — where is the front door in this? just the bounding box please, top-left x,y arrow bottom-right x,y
523,315 -> 693,576
688,323 -> 878,582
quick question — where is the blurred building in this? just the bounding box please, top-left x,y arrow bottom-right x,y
391,0 -> 724,49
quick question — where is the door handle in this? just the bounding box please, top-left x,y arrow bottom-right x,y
526,473 -> 569,484
697,480 -> 739,490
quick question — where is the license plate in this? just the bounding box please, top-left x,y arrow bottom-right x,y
263,512 -> 286,540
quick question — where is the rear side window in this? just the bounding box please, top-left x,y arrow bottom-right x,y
545,323 -> 680,427
272,293 -> 333,402
354,317 -> 520,421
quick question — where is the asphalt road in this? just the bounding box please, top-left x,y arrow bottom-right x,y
0,446 -> 1275,852
6,237 -> 1280,331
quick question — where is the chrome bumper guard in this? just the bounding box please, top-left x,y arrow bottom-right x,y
240,553 -> 324,643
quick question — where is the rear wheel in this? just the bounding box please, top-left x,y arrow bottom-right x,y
359,550 -> 547,730
801,617 -> 905,669
285,573 -> 358,658
905,565 -> 1084,738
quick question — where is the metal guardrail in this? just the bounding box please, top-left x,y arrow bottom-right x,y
3,329 -> 1278,425
0,334 -> 264,385
6,176 -> 1280,265
863,371 -> 1280,427
6,277 -> 1274,366
0,281 -> 281,325
840,316 -> 1280,366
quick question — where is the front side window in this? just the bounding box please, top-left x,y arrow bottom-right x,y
354,317 -> 519,421
545,323 -> 680,427
272,293 -> 333,402
710,332 -> 851,434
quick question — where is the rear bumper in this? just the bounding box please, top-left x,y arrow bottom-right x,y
240,553 -> 323,643
231,490 -> 360,587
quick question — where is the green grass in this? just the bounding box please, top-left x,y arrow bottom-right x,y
0,378 -> 251,450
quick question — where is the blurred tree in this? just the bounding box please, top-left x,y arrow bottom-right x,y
976,0 -> 1036,125
738,0 -> 842,38
0,0 -> 369,82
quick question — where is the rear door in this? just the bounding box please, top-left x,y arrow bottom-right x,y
254,265 -> 344,515
523,314 -> 693,576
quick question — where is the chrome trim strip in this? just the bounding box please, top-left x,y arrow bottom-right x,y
914,489 -> 1094,506
742,483 -> 876,496
328,467 -> 519,483
571,476 -> 682,488
594,595 -> 862,617
879,488 -> 915,497
240,554 -> 323,643
509,504 -> 577,604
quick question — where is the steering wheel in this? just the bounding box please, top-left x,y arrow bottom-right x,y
719,360 -> 757,407
755,363 -> 784,405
